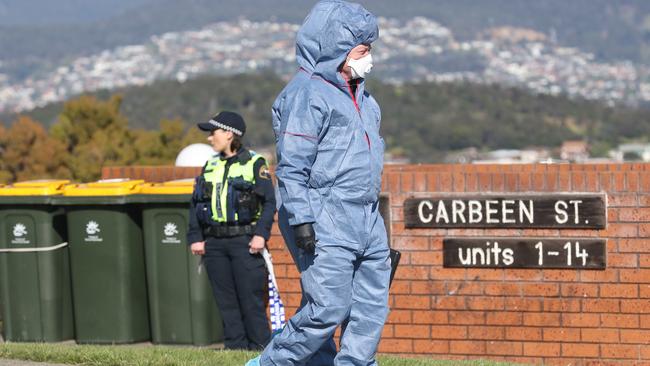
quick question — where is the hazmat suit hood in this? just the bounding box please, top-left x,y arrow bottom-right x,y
299,0 -> 378,84
295,0 -> 345,73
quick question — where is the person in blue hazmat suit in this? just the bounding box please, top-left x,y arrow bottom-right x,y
248,1 -> 390,365
187,111 -> 276,350
270,1 -> 346,365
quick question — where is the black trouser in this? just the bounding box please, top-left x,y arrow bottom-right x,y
203,235 -> 271,350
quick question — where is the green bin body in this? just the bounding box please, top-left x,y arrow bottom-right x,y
137,186 -> 223,345
56,189 -> 150,344
0,186 -> 74,342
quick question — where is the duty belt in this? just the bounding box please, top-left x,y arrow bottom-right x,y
204,224 -> 256,238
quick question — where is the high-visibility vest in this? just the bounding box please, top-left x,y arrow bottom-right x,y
202,151 -> 264,223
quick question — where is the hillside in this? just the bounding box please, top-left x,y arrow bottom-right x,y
3,73 -> 649,163
2,0 -> 650,82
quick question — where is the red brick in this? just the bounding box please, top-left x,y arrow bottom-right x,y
523,312 -> 560,326
605,223 -> 638,238
608,253 -> 639,268
395,324 -> 430,339
619,208 -> 650,221
411,310 -> 447,325
392,236 -> 430,251
439,173 -> 453,191
561,343 -> 600,358
620,329 -> 650,344
503,269 -> 543,281
486,341 -> 522,356
434,296 -> 466,310
523,342 -> 560,357
505,327 -> 542,341
543,327 -> 581,341
628,172 -> 641,191
585,171 -> 599,192
641,194 -> 650,206
543,298 -> 581,312
387,173 -> 401,193
562,313 -> 600,328
558,172 -> 571,191
409,251 -> 442,265
492,173 -> 505,192
600,344 -> 640,359
426,173 -> 440,192
642,284 -> 650,298
543,270 -> 579,282
394,295 -> 430,310
519,173 -> 532,191
531,173 -> 545,191
582,328 -> 619,343
413,172 -> 427,192
449,340 -> 486,355
505,173 -> 518,191
390,280 -> 411,295
621,269 -> 650,283
600,284 -> 639,298
601,314 -> 639,328
609,193 -> 638,207
465,174 -> 478,192
643,345 -> 650,360
613,172 -> 627,191
466,326 -> 505,340
429,325 -> 467,340
451,173 -> 466,192
430,268 -> 466,281
448,311 -> 485,325
382,324 -> 394,338
387,310 -> 412,324
504,298 -> 543,312
486,312 -> 523,326
378,339 -> 412,353
642,315 -> 650,329
410,281 -> 445,295
561,283 -> 598,297
412,340 -> 449,354
620,239 -> 650,253
465,269 -> 505,281
640,223 -> 650,237
467,297 -> 505,311
521,283 -> 559,297
484,283 -> 522,296
582,299 -> 620,313
580,269 -> 619,283
395,266 -> 430,281
599,172 -> 613,191
643,254 -> 650,268
444,281 -> 483,296
401,172 -> 414,192
622,300 -> 650,314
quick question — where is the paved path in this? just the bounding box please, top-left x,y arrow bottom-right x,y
0,361 -> 68,366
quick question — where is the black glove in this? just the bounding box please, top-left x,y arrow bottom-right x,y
293,223 -> 317,254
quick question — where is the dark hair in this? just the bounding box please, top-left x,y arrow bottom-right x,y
231,135 -> 243,152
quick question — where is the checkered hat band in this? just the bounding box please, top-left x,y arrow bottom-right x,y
209,119 -> 243,136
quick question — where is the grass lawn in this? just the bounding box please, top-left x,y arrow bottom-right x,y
0,343 -> 518,366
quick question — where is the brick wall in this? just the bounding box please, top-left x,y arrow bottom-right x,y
103,163 -> 650,365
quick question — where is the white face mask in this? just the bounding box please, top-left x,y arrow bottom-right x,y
348,53 -> 373,79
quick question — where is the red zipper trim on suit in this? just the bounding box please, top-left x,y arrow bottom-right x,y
344,77 -> 370,149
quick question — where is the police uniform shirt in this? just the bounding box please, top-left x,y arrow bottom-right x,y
187,148 -> 276,244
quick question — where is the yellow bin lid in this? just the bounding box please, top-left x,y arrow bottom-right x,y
63,179 -> 145,196
141,179 -> 194,194
0,179 -> 70,196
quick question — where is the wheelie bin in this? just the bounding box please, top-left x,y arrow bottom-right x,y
56,179 -> 150,344
0,180 -> 74,342
138,179 -> 223,345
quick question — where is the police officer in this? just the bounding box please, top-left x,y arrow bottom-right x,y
187,111 -> 275,350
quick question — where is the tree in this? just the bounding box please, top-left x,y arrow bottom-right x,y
0,116 -> 70,183
50,95 -> 137,182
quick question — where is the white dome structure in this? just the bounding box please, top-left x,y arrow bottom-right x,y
175,143 -> 215,167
